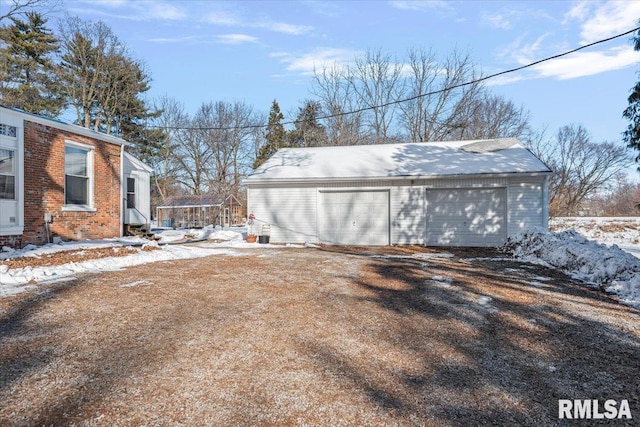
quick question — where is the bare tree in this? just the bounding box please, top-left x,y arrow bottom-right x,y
350,49 -> 403,144
191,100 -> 259,196
527,124 -> 634,216
154,100 -> 211,196
398,48 -> 483,142
453,93 -> 531,140
586,174 -> 640,216
147,96 -> 186,203
312,64 -> 365,145
0,0 -> 56,22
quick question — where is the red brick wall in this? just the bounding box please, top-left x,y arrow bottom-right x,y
18,120 -> 122,246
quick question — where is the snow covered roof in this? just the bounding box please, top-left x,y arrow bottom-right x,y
123,151 -> 153,173
157,194 -> 242,209
157,195 -> 226,208
245,138 -> 552,183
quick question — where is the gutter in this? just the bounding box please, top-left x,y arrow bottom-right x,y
244,170 -> 554,186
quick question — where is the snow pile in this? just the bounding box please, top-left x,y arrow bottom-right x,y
506,229 -> 640,308
153,225 -> 244,243
550,217 -> 640,258
0,236 -> 148,261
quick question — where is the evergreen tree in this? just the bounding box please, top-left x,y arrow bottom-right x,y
253,100 -> 286,169
0,11 -> 64,116
288,100 -> 327,147
623,26 -> 640,164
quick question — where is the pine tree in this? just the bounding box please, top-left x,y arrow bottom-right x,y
288,100 -> 327,147
0,12 -> 64,116
253,100 -> 286,169
623,26 -> 640,164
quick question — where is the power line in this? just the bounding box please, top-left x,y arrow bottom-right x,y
151,26 -> 640,132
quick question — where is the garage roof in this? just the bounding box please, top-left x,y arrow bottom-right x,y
246,138 -> 552,183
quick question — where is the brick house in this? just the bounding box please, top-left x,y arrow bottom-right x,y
0,106 -> 151,248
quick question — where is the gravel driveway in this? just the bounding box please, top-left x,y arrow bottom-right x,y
1,245 -> 638,426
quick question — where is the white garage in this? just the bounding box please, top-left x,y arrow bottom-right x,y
425,188 -> 506,247
245,138 -> 551,247
318,190 -> 390,245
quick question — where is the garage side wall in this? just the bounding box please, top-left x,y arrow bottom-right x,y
247,184 -> 317,243
248,175 -> 548,245
507,177 -> 548,236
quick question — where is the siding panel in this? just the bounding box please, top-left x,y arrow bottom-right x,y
508,178 -> 546,236
391,185 -> 424,244
248,185 -> 317,243
426,188 -> 507,246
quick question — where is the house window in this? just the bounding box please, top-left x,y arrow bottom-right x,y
0,124 -> 17,138
0,149 -> 15,199
65,144 -> 93,206
126,177 -> 136,209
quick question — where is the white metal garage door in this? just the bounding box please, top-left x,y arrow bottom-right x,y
425,188 -> 506,247
319,190 -> 389,245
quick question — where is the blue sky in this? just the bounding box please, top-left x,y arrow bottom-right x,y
53,0 -> 640,149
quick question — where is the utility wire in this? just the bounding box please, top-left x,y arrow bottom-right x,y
151,26 -> 640,132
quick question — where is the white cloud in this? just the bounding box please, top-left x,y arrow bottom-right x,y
256,21 -> 313,36
530,46 -> 639,79
147,3 -> 186,21
482,12 -> 513,30
216,34 -> 259,45
389,0 -> 449,11
563,1 -> 592,22
498,33 -> 553,65
206,11 -> 240,26
146,33 -> 258,46
565,1 -> 640,44
71,0 -> 187,21
273,48 -> 360,76
205,11 -> 313,36
484,74 -> 525,87
147,36 -> 200,43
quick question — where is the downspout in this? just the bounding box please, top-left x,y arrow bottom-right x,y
120,144 -> 125,238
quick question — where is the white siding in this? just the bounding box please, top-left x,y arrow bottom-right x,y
247,174 -> 548,246
319,190 -> 389,245
425,188 -> 507,246
391,185 -> 424,244
507,177 -> 547,236
248,185 -> 317,243
122,154 -> 151,226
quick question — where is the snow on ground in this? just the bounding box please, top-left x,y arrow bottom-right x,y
506,226 -> 640,309
2,219 -> 640,309
0,226 -> 277,297
550,217 -> 640,258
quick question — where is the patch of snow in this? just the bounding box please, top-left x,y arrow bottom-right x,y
0,244 -> 242,298
119,280 -> 152,288
506,229 -> 640,308
429,276 -> 453,287
550,217 -> 640,259
477,296 -> 493,305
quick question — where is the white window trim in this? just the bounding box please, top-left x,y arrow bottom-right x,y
0,146 -> 16,200
64,140 -> 95,210
0,116 -> 24,236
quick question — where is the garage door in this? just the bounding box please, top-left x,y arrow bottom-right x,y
319,190 -> 389,245
425,188 -> 506,247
